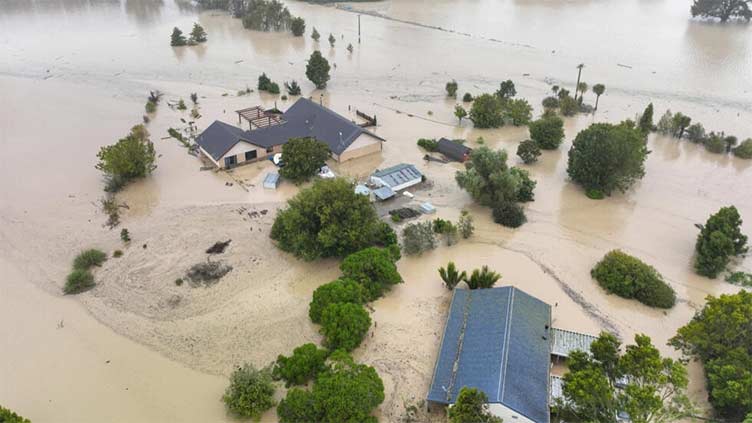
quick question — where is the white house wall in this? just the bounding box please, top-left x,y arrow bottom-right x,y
336,133 -> 383,162
487,403 -> 537,423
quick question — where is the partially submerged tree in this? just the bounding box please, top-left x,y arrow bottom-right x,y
469,94 -> 503,128
517,139 -> 541,164
464,266 -> 501,289
285,80 -> 301,96
328,33 -> 336,47
311,27 -> 320,41
272,343 -> 329,387
320,302 -> 371,351
290,16 -> 305,36
439,262 -> 466,290
222,364 -> 276,419
306,50 -> 331,89
309,278 -> 365,324
591,250 -> 676,308
691,0 -> 752,22
638,103 -> 655,134
558,332 -> 693,423
495,79 -> 517,100
567,121 -> 648,198
279,137 -> 329,183
529,114 -> 565,150
694,206 -> 748,278
448,387 -> 503,423
454,104 -> 468,125
445,80 -> 458,98
170,27 -> 187,46
670,291 -> 752,420
96,125 -> 157,192
733,138 -> 752,159
239,0 -> 292,31
189,22 -> 208,43
592,83 -> 605,110
402,221 -> 436,255
340,246 -> 402,301
270,178 -> 396,260
504,98 -> 533,126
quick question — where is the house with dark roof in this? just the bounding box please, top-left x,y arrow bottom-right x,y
427,286 -> 552,423
437,138 -> 472,162
196,98 -> 385,168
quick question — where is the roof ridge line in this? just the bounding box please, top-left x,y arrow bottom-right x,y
498,287 -> 515,401
446,290 -> 473,402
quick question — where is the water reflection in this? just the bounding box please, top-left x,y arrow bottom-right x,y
0,0 -> 119,15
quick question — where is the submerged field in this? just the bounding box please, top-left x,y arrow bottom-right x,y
1,0 -> 750,421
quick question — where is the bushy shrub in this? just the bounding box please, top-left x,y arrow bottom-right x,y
517,139 -> 541,164
559,95 -> 579,116
320,303 -> 371,351
113,249 -> 123,258
465,266 -> 501,289
445,80 -> 458,97
511,167 -> 536,202
290,16 -> 305,36
504,98 -> 533,126
529,115 -> 565,150
704,132 -> 727,154
542,96 -> 560,109
469,94 -> 504,128
73,249 -> 107,270
462,92 -> 473,102
223,364 -> 276,419
686,123 -> 706,143
279,137 -> 329,183
339,247 -> 401,301
733,139 -> 752,159
64,268 -> 95,294
402,221 -> 436,255
271,178 -> 396,260
439,262 -> 466,290
277,388 -> 317,423
272,343 -> 329,387
448,387 -> 503,423
591,250 -> 676,308
417,138 -> 438,152
458,211 -> 474,239
120,228 -> 131,242
309,278 -> 364,323
145,100 -> 157,113
285,80 -> 301,96
96,125 -> 156,191
492,202 -> 526,228
0,406 -> 31,423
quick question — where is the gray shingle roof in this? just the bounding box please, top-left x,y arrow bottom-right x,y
196,98 -> 385,160
372,163 -> 422,188
437,138 -> 472,162
427,287 -> 552,423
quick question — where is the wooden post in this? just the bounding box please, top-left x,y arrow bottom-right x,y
358,14 -> 361,44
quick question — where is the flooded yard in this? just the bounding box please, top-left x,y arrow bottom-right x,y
1,0 -> 750,421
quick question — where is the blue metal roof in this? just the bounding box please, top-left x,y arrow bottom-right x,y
428,287 -> 552,423
372,163 -> 422,189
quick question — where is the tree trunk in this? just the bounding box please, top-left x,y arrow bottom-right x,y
575,68 -> 582,101
595,95 -> 600,110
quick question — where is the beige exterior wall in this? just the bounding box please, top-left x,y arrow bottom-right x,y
487,403 -> 536,423
336,133 -> 383,162
207,141 -> 282,169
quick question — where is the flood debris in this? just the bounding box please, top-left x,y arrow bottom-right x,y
389,208 -> 421,220
206,239 -> 232,254
185,260 -> 233,287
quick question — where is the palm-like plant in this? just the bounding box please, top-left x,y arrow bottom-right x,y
592,83 -> 605,110
577,82 -> 588,102
574,63 -> 585,101
439,262 -> 466,290
464,266 -> 501,289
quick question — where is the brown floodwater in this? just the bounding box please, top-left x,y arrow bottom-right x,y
1,0 -> 750,421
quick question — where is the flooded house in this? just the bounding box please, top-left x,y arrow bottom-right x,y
196,98 -> 385,169
427,286 -> 552,423
370,163 -> 423,192
437,138 -> 472,162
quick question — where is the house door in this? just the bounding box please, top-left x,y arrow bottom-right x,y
224,155 -> 237,168
245,150 -> 257,162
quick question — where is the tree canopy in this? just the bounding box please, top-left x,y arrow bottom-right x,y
306,50 -> 331,89
591,250 -> 676,308
529,114 -> 565,150
238,0 -> 292,31
517,139 -> 541,164
448,387 -> 503,423
170,27 -> 187,46
96,124 -> 156,192
340,246 -> 402,301
270,178 -> 396,260
279,137 -> 330,183
566,121 -> 648,197
691,0 -> 752,22
558,332 -> 692,423
469,94 -> 504,128
309,278 -> 365,323
290,16 -> 305,36
222,364 -> 276,419
670,291 -> 752,420
320,302 -> 371,351
694,206 -> 748,278
272,343 -> 329,387
0,406 -> 31,423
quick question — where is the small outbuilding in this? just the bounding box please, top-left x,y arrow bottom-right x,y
262,172 -> 280,189
427,286 -> 552,423
370,163 -> 423,192
437,138 -> 472,162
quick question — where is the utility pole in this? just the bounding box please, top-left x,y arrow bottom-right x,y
358,14 -> 361,44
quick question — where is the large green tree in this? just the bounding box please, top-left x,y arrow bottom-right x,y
96,124 -> 156,192
309,278 -> 365,323
567,121 -> 648,197
222,364 -> 276,419
320,303 -> 371,351
591,250 -> 676,308
290,16 -> 305,36
306,50 -> 331,89
469,94 -> 504,128
270,178 -> 396,260
694,206 -> 748,278
277,350 -> 384,422
448,387 -> 503,423
504,98 -> 533,126
691,0 -> 752,21
272,343 -> 329,387
558,333 -> 692,423
529,114 -> 565,150
279,137 -> 330,183
670,291 -> 752,420
340,246 -> 402,301
0,406 -> 30,423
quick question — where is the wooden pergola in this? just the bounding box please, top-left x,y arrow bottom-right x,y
236,106 -> 284,130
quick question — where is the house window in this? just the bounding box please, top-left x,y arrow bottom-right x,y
224,155 -> 237,168
245,150 -> 257,161
266,146 -> 274,153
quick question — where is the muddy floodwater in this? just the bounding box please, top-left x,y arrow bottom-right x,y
1,0 -> 750,422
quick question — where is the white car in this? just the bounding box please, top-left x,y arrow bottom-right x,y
271,153 -> 284,167
317,165 -> 336,179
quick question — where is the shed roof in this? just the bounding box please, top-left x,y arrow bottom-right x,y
372,163 -> 422,188
550,328 -> 598,358
197,98 -> 385,160
427,287 -> 551,423
437,138 -> 472,162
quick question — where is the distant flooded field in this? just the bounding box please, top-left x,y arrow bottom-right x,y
1,0 -> 750,421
